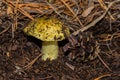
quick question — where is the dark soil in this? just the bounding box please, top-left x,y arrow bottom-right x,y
0,0 -> 120,80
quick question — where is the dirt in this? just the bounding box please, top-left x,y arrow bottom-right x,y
0,16 -> 119,80
0,0 -> 120,80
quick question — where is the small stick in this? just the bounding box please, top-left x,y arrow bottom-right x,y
46,2 -> 64,18
97,54 -> 112,72
24,53 -> 42,70
94,74 -> 111,80
60,0 -> 83,27
72,0 -> 117,35
0,26 -> 10,35
65,62 -> 75,70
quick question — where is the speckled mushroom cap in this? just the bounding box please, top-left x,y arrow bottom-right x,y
24,17 -> 70,41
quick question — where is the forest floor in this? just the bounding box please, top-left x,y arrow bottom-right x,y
0,0 -> 120,80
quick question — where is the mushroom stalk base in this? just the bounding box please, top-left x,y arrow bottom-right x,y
41,41 -> 59,61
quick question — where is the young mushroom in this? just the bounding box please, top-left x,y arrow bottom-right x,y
24,16 -> 70,61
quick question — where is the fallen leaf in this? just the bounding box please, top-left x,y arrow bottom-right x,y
82,5 -> 94,17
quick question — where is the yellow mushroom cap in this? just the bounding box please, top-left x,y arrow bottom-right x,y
24,17 -> 70,41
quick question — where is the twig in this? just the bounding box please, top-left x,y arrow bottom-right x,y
38,76 -> 53,80
97,54 -> 112,72
98,0 -> 114,20
72,5 -> 109,35
0,26 -> 10,35
98,31 -> 120,42
94,74 -> 111,80
46,2 -> 64,18
65,62 -> 75,70
60,0 -> 83,27
23,53 -> 42,70
72,0 -> 119,35
12,0 -> 19,38
3,0 -> 34,20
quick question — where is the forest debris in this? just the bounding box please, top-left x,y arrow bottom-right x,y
98,54 -> 112,71
72,4 -> 110,35
60,0 -> 83,27
0,0 -> 120,79
98,0 -> 114,20
65,62 -> 75,70
3,0 -> 34,20
63,32 -> 100,62
0,26 -> 10,35
46,2 -> 64,18
94,74 -> 111,80
6,52 -> 10,58
97,31 -> 120,42
7,6 -> 13,15
72,0 -> 120,35
81,4 -> 95,17
24,53 -> 42,70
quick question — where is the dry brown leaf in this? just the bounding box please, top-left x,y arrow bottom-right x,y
7,6 -> 13,15
82,5 -> 95,17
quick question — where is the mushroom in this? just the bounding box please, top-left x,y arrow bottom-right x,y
24,16 -> 70,61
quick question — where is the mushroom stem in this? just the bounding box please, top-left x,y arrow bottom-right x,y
41,41 -> 59,60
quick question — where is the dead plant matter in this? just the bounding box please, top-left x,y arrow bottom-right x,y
63,31 -> 100,62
